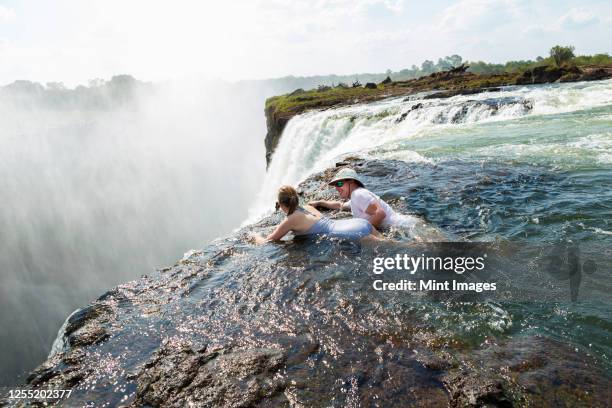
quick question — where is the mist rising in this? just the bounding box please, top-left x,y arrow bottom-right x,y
0,76 -> 284,385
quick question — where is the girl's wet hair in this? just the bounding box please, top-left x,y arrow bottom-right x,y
277,185 -> 299,215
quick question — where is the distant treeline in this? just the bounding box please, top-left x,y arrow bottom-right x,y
2,47 -> 611,106
469,52 -> 612,74
255,47 -> 612,91
0,75 -> 153,110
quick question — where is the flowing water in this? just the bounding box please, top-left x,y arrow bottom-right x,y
2,80 -> 611,405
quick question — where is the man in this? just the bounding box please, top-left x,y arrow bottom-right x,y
310,167 -> 407,229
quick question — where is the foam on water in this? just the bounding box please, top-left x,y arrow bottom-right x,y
468,131 -> 612,168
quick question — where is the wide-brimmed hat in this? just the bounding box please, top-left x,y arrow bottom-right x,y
328,167 -> 365,187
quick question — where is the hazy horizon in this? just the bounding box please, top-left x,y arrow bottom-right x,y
1,0 -> 611,87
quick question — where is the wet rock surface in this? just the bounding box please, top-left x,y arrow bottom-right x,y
6,158 -> 611,407
64,304 -> 114,347
132,342 -> 286,408
515,64 -> 612,85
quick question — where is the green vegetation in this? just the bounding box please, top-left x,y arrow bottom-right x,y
550,45 -> 575,67
573,53 -> 612,65
265,84 -> 385,117
395,54 -> 464,79
469,47 -> 612,74
258,47 -> 612,95
4,44 -> 610,117
467,58 -> 548,74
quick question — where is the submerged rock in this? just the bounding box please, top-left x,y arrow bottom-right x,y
443,371 -> 511,408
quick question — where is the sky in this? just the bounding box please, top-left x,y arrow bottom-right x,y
0,0 -> 611,87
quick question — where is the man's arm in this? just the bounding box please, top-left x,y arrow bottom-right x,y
364,202 -> 386,228
309,200 -> 350,211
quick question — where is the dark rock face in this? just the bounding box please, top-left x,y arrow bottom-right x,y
515,64 -> 612,85
264,105 -> 292,168
516,65 -> 567,84
364,82 -> 378,89
580,67 -> 612,81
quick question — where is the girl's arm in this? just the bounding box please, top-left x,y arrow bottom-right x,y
253,217 -> 294,244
